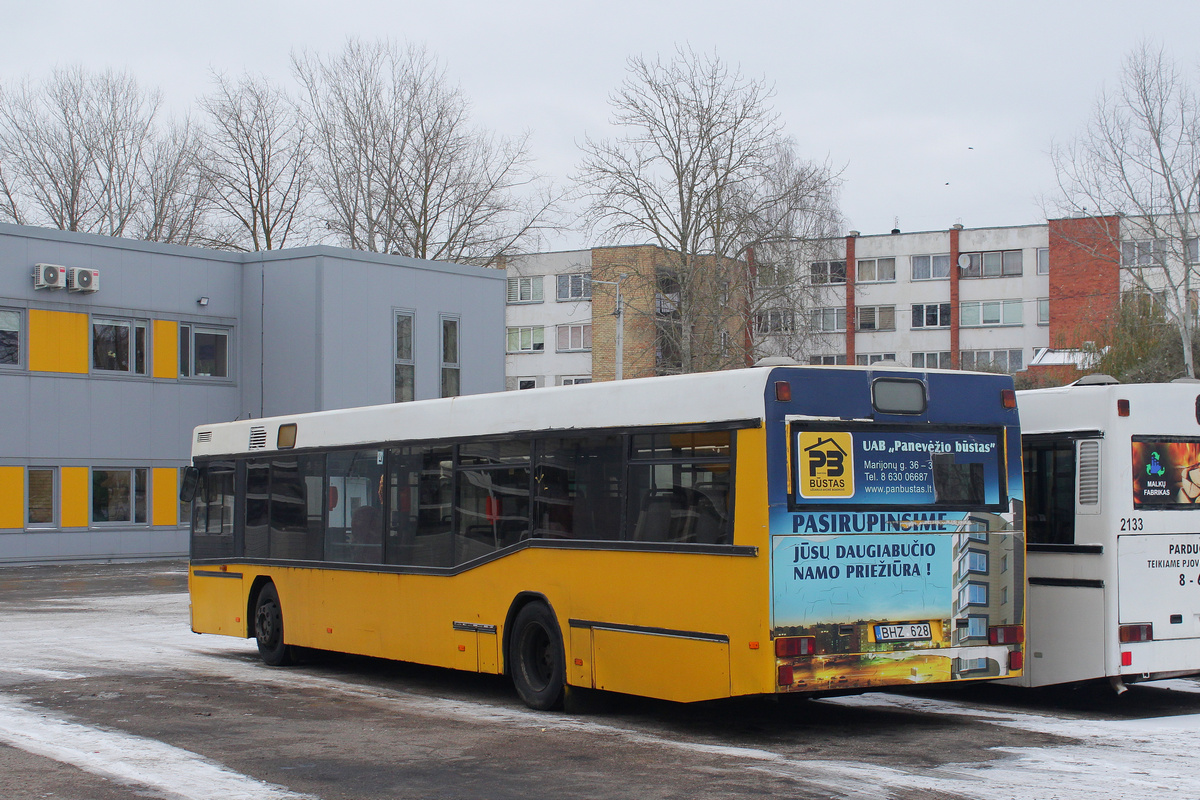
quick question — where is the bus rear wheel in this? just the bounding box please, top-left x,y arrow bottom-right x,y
254,583 -> 293,666
510,602 -> 565,710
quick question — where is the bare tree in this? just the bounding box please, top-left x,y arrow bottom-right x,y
1053,42 -> 1200,377
294,38 -> 558,266
577,47 -> 841,374
135,116 -> 217,246
0,67 -> 161,235
199,72 -> 310,251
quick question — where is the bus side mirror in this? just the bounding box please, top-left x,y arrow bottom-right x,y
180,466 -> 200,503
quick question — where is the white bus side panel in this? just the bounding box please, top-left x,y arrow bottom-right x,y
1118,533 -> 1200,642
1024,583 -> 1106,686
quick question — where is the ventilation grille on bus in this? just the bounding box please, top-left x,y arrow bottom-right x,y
196,431 -> 212,443
248,426 -> 268,450
1078,440 -> 1100,505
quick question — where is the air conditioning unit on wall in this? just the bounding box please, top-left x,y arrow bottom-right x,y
33,263 -> 67,289
67,267 -> 99,293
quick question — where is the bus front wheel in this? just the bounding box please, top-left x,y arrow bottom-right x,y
254,583 -> 293,667
510,602 -> 565,710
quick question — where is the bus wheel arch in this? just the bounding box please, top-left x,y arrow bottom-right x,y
250,579 -> 294,667
505,593 -> 566,710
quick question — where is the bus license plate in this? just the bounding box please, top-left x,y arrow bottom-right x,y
874,622 -> 932,642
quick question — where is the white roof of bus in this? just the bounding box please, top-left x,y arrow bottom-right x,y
1017,380 -> 1200,436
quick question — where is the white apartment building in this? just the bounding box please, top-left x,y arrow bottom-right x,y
504,249 -> 594,389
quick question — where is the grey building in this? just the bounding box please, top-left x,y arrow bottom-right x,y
0,223 -> 505,564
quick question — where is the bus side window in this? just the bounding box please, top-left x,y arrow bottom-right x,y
533,435 -> 622,541
1024,440 -> 1076,545
626,430 -> 733,545
191,461 -> 235,560
385,445 -> 453,568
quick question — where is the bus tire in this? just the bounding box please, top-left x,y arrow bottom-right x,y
510,602 -> 565,710
254,583 -> 293,667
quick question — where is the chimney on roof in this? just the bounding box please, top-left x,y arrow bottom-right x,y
890,228 -> 900,235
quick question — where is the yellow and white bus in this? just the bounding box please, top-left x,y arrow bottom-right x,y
185,365 -> 1026,709
1014,377 -> 1200,689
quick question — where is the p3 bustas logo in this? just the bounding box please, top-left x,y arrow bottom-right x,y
798,431 -> 854,498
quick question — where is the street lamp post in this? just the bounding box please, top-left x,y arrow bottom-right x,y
591,274 -> 628,380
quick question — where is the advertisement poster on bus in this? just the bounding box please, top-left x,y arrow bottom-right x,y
1132,438 -> 1200,507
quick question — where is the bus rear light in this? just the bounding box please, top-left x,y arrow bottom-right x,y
1008,650 -> 1023,672
988,625 -> 1024,645
1118,399 -> 1130,417
775,381 -> 792,402
775,636 -> 816,657
1121,651 -> 1133,667
1119,623 -> 1153,643
777,665 -> 794,686
1001,389 -> 1016,409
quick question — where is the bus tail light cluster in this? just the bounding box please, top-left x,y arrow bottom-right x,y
1001,389 -> 1016,409
1008,650 -> 1023,672
775,636 -> 816,657
1119,623 -> 1153,643
988,625 -> 1024,645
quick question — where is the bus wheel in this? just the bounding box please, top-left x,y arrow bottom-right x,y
254,584 -> 293,667
510,602 -> 565,710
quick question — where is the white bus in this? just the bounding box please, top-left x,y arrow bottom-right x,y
1014,376 -> 1200,689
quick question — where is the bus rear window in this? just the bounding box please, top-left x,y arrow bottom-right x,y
872,378 -> 926,415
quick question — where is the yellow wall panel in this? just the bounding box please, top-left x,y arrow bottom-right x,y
28,309 -> 89,374
0,467 -> 22,528
152,467 -> 178,526
61,467 -> 89,528
152,320 -> 178,379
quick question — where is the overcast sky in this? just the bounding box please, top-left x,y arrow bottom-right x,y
6,1 -> 1200,249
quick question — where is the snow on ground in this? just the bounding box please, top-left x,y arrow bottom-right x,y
2,591 -> 1200,799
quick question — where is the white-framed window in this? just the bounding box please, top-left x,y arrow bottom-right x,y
92,467 -> 148,524
556,273 -> 591,301
812,307 -> 847,332
959,250 -> 1023,278
1037,247 -> 1049,275
556,323 -> 592,352
507,325 -> 545,353
1122,239 -> 1165,267
394,310 -> 415,403
1037,298 -> 1050,326
755,309 -> 795,335
1188,238 -> 1199,264
93,317 -> 148,375
809,260 -> 846,285
441,316 -> 460,398
960,299 -> 1022,327
911,302 -> 951,329
756,262 -> 794,287
958,582 -> 988,608
959,654 -> 990,669
855,353 -> 896,366
561,376 -> 592,385
517,377 -> 537,390
961,349 -> 1023,373
808,354 -> 847,365
965,616 -> 989,640
911,254 -> 951,281
27,467 -> 55,528
856,257 -> 895,283
179,324 -> 231,379
856,305 -> 895,331
506,275 -> 544,304
0,308 -> 20,367
912,351 -> 952,369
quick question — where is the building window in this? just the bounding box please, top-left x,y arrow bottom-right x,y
92,467 -> 148,524
959,250 -> 1023,278
812,307 -> 847,333
911,254 -> 951,281
507,275 -> 544,304
1188,238 -> 1199,264
557,273 -> 591,301
1122,239 -> 1165,267
855,353 -> 896,366
856,257 -> 895,283
517,378 -> 537,390
808,354 -> 847,365
912,351 -> 952,369
810,260 -> 846,285
958,582 -> 988,608
441,317 -> 460,398
561,376 -> 592,385
961,349 -> 1023,373
394,311 -> 414,403
179,324 -> 230,378
958,549 -> 988,578
856,305 -> 895,331
757,262 -> 794,287
1037,247 -> 1049,275
555,323 -> 592,352
911,302 -> 951,329
28,467 -> 54,527
93,317 -> 148,374
507,326 -> 545,353
965,615 -> 989,640
0,308 -> 19,367
960,299 -> 1022,327
1037,298 -> 1050,326
756,309 -> 795,335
